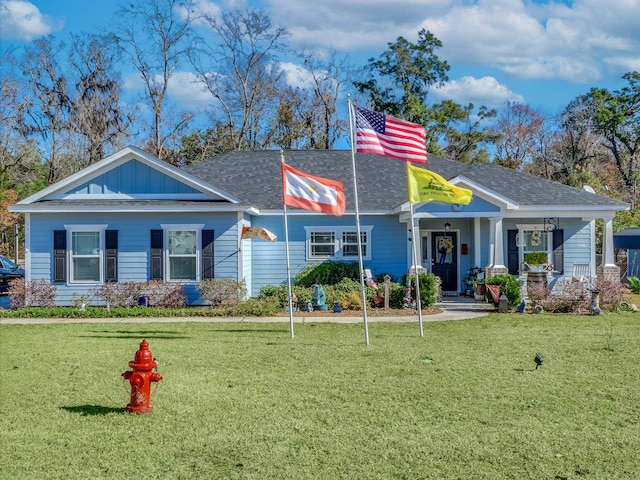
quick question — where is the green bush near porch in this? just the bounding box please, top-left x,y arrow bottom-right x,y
485,274 -> 523,307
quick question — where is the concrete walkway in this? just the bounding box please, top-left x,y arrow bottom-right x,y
0,296 -> 495,325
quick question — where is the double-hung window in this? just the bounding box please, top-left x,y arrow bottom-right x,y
167,229 -> 198,281
305,226 -> 372,260
151,225 -> 213,282
65,225 -> 107,283
517,224 -> 551,270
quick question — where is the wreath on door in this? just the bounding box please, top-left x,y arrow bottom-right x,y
437,237 -> 454,264
437,237 -> 454,254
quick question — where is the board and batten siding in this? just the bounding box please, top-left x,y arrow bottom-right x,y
67,159 -> 200,195
28,211 -> 240,306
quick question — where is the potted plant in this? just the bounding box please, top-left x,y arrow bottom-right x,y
523,251 -> 548,272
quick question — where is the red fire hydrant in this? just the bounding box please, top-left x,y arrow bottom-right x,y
122,339 -> 162,414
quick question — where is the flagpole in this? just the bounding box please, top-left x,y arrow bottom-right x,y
281,150 -> 295,338
409,200 -> 424,337
348,96 -> 370,346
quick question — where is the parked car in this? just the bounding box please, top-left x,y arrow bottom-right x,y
0,255 -> 25,293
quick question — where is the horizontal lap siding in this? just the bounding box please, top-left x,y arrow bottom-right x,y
563,221 -> 592,271
248,215 -> 408,295
28,212 -> 239,306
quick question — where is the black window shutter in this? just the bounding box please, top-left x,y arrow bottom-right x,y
202,229 -> 215,279
150,230 -> 163,280
552,229 -> 564,274
53,230 -> 67,283
507,229 -> 519,275
105,230 -> 118,282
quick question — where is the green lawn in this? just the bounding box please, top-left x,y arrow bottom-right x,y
1,313 -> 639,479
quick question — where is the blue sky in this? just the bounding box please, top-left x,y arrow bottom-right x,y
2,0 -> 640,126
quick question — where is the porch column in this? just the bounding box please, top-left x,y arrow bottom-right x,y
597,216 -> 620,281
486,216 -> 508,277
487,217 -> 495,267
474,217 -> 481,268
493,216 -> 506,269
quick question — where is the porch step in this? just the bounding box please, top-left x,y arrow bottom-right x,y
436,295 -> 494,312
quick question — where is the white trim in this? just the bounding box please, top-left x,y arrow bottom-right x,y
59,193 -> 213,200
64,224 -> 108,284
516,223 -> 553,272
303,225 -> 373,261
10,204 -> 254,214
161,224 -> 204,282
24,213 -> 31,282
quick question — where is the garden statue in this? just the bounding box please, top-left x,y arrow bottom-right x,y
312,283 -> 328,311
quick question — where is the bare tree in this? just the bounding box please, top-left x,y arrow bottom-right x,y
19,35 -> 73,184
111,0 -> 195,160
69,33 -> 131,165
298,50 -> 351,149
490,102 -> 544,170
190,8 -> 289,150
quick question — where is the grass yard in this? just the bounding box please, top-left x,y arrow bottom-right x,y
1,313 -> 639,479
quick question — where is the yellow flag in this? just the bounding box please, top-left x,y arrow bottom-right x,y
407,163 -> 472,204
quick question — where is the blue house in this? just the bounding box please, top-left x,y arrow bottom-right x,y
10,146 -> 629,305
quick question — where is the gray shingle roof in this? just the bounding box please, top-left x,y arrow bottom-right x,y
183,150 -> 628,211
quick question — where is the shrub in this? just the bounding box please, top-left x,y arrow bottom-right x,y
402,272 -> 439,308
593,277 -> 627,312
294,261 -> 360,287
485,274 -> 522,307
92,281 -> 142,308
139,280 -> 186,308
213,297 -> 281,317
198,278 -> 247,307
8,278 -> 57,309
628,276 -> 640,294
70,292 -> 93,309
258,284 -> 312,309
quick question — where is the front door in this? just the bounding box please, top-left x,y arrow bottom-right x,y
431,232 -> 458,295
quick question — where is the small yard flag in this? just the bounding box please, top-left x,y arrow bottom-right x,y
281,163 -> 345,216
241,226 -> 277,242
407,163 -> 472,204
354,104 -> 427,163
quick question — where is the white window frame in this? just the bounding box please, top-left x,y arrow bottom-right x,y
161,224 -> 203,282
516,223 -> 552,271
304,226 -> 373,260
64,224 -> 107,284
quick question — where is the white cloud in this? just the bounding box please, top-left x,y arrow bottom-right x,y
279,62 -> 314,89
0,0 -> 62,40
123,71 -> 213,111
421,0 -> 640,83
269,0 -> 640,84
432,76 -> 525,108
271,0 -> 448,52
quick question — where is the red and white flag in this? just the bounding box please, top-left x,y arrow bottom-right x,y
354,104 -> 427,163
281,163 -> 345,216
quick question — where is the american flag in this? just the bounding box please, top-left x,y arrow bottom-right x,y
354,104 -> 427,163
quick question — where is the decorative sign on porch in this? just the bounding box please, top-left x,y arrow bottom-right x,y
544,217 -> 559,231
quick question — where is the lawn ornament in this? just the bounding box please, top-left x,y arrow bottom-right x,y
312,283 -> 328,311
122,339 -> 162,414
590,289 -> 601,315
534,352 -> 545,369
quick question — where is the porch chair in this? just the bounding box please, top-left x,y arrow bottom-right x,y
570,263 -> 593,303
571,263 -> 591,281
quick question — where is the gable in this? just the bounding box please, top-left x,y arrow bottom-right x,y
14,146 -> 245,208
64,160 -> 200,197
413,194 -> 501,215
